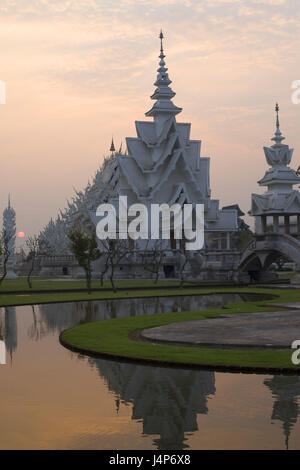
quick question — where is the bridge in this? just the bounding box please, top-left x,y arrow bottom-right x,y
239,232 -> 300,283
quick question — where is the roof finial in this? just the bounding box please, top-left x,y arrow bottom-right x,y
271,102 -> 285,146
145,31 -> 182,118
110,137 -> 115,155
275,102 -> 280,130
159,30 -> 164,58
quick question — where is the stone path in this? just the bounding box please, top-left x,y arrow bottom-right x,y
268,302 -> 300,310
141,310 -> 300,349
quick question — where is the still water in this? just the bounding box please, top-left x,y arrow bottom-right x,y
0,293 -> 299,450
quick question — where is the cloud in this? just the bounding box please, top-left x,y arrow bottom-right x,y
1,0 -> 300,236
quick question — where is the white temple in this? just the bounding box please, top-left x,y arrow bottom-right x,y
114,32 -> 237,241
250,103 -> 300,234
38,33 -> 248,281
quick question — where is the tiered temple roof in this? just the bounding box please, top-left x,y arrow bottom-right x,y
115,32 -> 237,232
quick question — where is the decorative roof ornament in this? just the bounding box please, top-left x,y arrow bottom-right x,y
262,103 -> 294,168
110,137 -> 115,155
146,31 -> 182,118
271,102 -> 285,146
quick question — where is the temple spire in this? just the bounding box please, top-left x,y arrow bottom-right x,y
271,102 -> 285,146
276,102 -> 280,130
262,102 -> 294,168
110,137 -> 115,155
145,31 -> 182,118
159,30 -> 164,59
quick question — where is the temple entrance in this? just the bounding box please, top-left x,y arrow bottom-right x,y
62,266 -> 69,275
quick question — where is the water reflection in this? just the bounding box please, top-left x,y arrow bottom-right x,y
35,293 -> 272,337
0,296 -> 300,449
88,358 -> 215,449
264,375 -> 300,450
1,306 -> 17,363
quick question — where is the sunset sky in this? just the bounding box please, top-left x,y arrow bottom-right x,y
1,0 -> 300,241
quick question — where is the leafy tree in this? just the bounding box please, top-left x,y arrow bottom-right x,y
68,229 -> 101,294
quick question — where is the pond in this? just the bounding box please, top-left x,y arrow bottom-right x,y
0,292 -> 299,450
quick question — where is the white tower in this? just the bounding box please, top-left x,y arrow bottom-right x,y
2,195 -> 18,279
250,104 -> 300,234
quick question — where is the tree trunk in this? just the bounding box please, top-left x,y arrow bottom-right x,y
110,265 -> 117,293
27,259 -> 35,289
179,260 -> 187,288
86,265 -> 92,294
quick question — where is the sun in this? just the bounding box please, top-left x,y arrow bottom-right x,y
17,232 -> 25,238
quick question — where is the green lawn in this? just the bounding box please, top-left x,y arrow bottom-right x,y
60,287 -> 300,372
0,285 -> 264,307
0,277 -> 237,307
0,277 -> 185,292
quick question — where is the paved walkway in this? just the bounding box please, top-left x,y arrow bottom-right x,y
141,309 -> 300,349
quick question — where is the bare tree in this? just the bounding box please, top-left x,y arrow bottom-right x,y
99,253 -> 110,288
177,245 -> 190,288
0,229 -> 11,286
98,239 -> 129,292
139,240 -> 165,284
25,235 -> 52,289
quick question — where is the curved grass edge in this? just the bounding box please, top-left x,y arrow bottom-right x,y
0,285 -> 277,308
60,288 -> 300,374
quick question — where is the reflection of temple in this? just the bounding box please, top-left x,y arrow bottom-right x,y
89,358 -> 215,450
264,375 -> 300,450
0,307 -> 18,362
37,294 -> 248,338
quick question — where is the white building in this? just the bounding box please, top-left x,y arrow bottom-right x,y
39,33 -> 248,281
